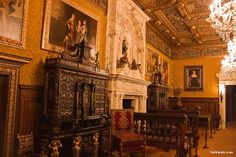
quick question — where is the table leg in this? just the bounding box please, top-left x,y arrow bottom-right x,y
203,128 -> 209,149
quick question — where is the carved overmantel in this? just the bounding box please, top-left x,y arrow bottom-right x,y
0,52 -> 31,157
106,0 -> 150,112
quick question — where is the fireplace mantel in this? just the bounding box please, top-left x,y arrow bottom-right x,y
106,0 -> 150,112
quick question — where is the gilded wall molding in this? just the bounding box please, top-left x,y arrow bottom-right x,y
172,45 -> 227,59
88,0 -> 108,12
146,26 -> 172,57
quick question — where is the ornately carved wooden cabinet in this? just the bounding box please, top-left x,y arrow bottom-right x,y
147,83 -> 168,112
40,58 -> 110,157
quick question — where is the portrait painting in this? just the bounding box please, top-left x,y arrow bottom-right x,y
146,48 -> 159,76
42,0 -> 99,54
162,60 -> 168,85
0,0 -> 29,48
184,65 -> 203,91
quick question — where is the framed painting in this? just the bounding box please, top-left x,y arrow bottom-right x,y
162,60 -> 168,85
146,48 -> 159,76
42,0 -> 99,54
0,0 -> 29,48
184,65 -> 203,91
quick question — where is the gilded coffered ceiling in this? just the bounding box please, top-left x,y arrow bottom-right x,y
133,0 -> 227,59
90,0 -> 226,59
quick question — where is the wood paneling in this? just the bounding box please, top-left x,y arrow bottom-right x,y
17,85 -> 43,143
168,97 -> 219,116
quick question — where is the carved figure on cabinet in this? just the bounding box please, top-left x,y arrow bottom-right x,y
73,136 -> 82,157
95,51 -> 100,71
48,140 -> 62,157
153,71 -> 162,84
93,133 -> 99,145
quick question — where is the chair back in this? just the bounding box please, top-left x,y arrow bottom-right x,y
111,109 -> 134,132
17,132 -> 35,157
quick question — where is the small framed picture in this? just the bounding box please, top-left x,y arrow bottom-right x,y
184,65 -> 203,91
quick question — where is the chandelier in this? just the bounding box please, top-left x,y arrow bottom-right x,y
207,0 -> 236,71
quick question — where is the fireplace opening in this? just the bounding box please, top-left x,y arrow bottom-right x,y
0,75 -> 9,156
123,99 -> 133,109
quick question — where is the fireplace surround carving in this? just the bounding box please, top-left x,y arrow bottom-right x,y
106,0 -> 150,112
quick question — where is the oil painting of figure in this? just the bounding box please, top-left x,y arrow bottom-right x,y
184,66 -> 203,91
45,0 -> 97,53
0,0 -> 24,42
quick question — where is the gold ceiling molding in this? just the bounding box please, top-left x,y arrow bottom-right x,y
172,45 -> 227,59
88,0 -> 108,12
146,25 -> 172,57
133,0 -> 225,57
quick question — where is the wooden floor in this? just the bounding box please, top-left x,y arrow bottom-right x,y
112,121 -> 236,157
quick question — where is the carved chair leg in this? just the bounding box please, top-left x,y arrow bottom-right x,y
203,128 -> 209,149
188,136 -> 192,157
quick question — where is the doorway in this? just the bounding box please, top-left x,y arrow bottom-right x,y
226,85 -> 236,126
0,75 -> 9,156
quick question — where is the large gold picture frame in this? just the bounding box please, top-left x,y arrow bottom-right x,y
146,48 -> 159,76
162,60 -> 168,85
42,0 -> 100,54
0,0 -> 29,48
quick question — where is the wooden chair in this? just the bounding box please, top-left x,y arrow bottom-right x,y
17,132 -> 41,157
111,109 -> 146,157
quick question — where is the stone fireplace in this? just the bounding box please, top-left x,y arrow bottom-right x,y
106,0 -> 150,112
